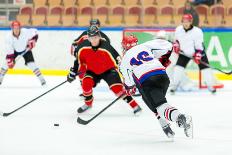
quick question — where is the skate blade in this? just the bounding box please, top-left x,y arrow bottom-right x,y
167,133 -> 175,139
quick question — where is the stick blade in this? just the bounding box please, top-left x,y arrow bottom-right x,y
77,117 -> 89,125
3,113 -> 9,117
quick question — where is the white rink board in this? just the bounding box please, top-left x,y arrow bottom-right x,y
0,30 -> 123,70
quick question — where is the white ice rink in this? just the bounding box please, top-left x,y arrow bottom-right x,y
0,75 -> 232,155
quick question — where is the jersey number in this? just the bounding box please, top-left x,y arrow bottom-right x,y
130,51 -> 153,66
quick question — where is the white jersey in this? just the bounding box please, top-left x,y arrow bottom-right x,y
175,25 -> 204,57
120,39 -> 173,87
5,28 -> 38,55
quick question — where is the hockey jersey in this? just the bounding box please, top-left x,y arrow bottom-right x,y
120,39 -> 173,87
5,28 -> 38,55
175,25 -> 204,57
73,39 -> 120,75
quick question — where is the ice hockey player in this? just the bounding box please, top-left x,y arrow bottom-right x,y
67,25 -> 142,115
70,19 -> 110,99
171,14 -> 218,94
0,21 -> 46,86
120,35 -> 193,138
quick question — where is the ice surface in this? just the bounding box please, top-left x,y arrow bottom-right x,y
0,75 -> 232,155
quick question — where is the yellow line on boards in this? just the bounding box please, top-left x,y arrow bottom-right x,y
7,69 -> 69,76
5,69 -> 232,80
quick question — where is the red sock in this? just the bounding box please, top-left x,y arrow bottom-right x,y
110,84 -> 139,109
82,77 -> 94,106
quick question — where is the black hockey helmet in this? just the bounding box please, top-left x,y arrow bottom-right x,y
89,19 -> 100,26
87,25 -> 101,37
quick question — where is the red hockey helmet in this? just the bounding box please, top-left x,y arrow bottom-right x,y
182,14 -> 193,22
11,20 -> 21,28
122,35 -> 138,50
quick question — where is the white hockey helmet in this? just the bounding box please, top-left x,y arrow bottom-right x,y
156,30 -> 167,39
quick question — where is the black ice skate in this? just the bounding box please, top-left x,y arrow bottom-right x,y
77,104 -> 91,113
133,105 -> 142,116
177,114 -> 193,138
162,124 -> 175,138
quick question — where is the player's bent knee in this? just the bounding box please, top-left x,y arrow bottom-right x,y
110,84 -> 124,96
82,77 -> 94,91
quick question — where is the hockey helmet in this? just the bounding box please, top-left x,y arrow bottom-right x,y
182,14 -> 193,22
122,35 -> 138,50
89,19 -> 100,26
11,20 -> 21,28
156,30 -> 167,39
87,25 -> 101,37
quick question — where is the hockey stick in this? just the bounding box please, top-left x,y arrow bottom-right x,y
179,52 -> 232,75
0,80 -> 68,117
77,93 -> 125,125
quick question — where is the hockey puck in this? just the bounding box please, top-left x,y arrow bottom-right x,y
54,123 -> 59,127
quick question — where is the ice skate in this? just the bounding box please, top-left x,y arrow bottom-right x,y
77,104 -> 92,113
40,78 -> 46,86
208,87 -> 216,94
162,124 -> 175,138
177,114 -> 193,138
133,105 -> 142,116
158,116 -> 175,138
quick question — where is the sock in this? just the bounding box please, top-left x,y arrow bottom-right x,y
172,65 -> 185,90
27,62 -> 45,82
110,84 -> 139,108
82,77 -> 94,106
202,68 -> 217,88
157,103 -> 181,122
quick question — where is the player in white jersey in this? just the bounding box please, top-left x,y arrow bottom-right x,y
0,21 -> 46,86
120,35 -> 193,138
171,14 -> 218,94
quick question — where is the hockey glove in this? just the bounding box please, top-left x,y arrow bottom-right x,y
159,55 -> 171,68
125,85 -> 136,96
6,54 -> 15,69
193,50 -> 202,64
173,40 -> 180,54
27,39 -> 36,50
27,35 -> 38,50
67,67 -> 76,83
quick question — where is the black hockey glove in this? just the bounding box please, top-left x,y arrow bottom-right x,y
67,67 -> 76,83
